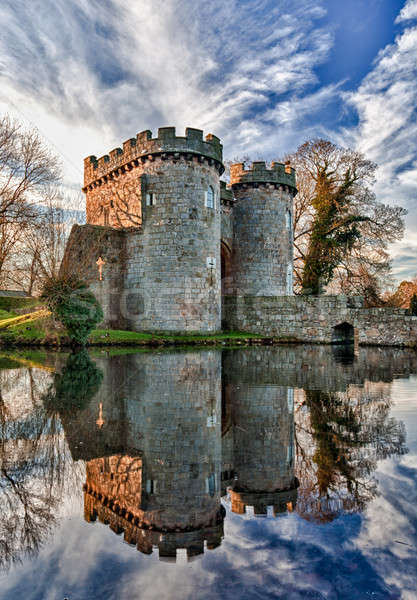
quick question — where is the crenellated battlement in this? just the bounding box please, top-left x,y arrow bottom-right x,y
84,487 -> 224,562
84,126 -> 223,188
230,483 -> 299,517
230,160 -> 296,192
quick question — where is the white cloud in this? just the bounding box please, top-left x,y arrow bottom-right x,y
395,0 -> 417,23
341,18 -> 417,281
1,0 -> 417,282
0,0 -> 334,189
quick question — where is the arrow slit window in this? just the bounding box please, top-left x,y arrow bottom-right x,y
205,185 -> 215,209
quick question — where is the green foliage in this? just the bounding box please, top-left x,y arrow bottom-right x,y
302,166 -> 368,294
0,296 -> 38,312
44,349 -> 103,412
294,139 -> 376,296
41,274 -> 85,311
42,276 -> 103,345
410,293 -> 417,316
55,289 -> 103,345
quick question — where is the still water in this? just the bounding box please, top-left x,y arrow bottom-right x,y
0,346 -> 416,600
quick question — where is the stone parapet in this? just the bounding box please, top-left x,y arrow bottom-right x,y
230,485 -> 299,517
230,161 -> 296,193
84,127 -> 224,187
84,489 -> 224,562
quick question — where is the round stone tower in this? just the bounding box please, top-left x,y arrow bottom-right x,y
229,161 -> 297,296
83,127 -> 224,333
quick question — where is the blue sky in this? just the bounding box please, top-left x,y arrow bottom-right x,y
0,0 -> 416,281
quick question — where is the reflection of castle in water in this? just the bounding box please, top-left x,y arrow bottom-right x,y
58,346 -> 413,562
74,352 -> 224,562
61,350 -> 299,561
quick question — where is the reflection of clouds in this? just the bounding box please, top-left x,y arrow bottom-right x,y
355,456 -> 417,600
1,354 -> 417,599
1,501 -> 407,600
0,367 -> 85,573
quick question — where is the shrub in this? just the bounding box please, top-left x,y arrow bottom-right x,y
44,349 -> 103,412
42,276 -> 103,345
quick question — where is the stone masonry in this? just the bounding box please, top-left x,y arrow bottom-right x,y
224,295 -> 417,346
60,124 -> 417,345
62,126 -> 296,334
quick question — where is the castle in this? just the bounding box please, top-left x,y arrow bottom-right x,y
63,126 -> 296,332
62,126 -> 417,346
63,350 -> 298,562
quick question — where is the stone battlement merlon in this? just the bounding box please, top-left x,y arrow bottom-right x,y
230,161 -> 297,193
84,488 -> 224,561
230,484 -> 299,516
83,126 -> 224,188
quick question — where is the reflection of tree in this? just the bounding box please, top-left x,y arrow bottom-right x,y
0,351 -> 102,571
295,386 -> 407,523
0,369 -> 65,570
43,349 -> 103,412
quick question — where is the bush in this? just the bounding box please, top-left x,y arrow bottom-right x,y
42,276 -> 103,345
44,349 -> 103,412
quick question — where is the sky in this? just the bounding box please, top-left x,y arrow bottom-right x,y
0,0 -> 416,282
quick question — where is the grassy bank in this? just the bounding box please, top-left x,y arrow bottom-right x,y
0,310 -> 276,347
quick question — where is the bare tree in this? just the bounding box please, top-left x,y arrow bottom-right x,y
0,115 -> 61,224
5,190 -> 84,295
0,115 -> 62,290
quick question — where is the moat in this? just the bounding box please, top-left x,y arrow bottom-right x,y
0,345 -> 416,600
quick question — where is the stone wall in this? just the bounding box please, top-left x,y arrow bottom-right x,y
65,126 -> 226,333
224,295 -> 417,347
229,161 -> 296,297
60,224 -> 128,329
124,157 -> 221,332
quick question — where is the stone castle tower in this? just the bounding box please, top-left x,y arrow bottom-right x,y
62,126 -> 297,333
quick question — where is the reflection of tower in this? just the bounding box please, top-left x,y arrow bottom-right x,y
82,351 -> 224,562
222,351 -> 298,516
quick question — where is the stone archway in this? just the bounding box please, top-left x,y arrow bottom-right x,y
331,322 -> 356,345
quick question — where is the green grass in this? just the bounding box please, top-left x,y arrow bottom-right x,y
0,302 -> 270,348
0,314 -> 268,348
0,296 -> 39,312
89,329 -> 264,345
2,318 -> 50,342
0,309 -> 16,320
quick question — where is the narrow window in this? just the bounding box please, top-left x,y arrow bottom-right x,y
286,210 -> 292,230
287,263 -> 293,295
287,441 -> 294,463
146,479 -> 156,494
146,193 -> 156,206
205,185 -> 215,209
103,207 -> 109,226
287,387 -> 294,412
207,414 -> 217,427
206,474 -> 216,497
